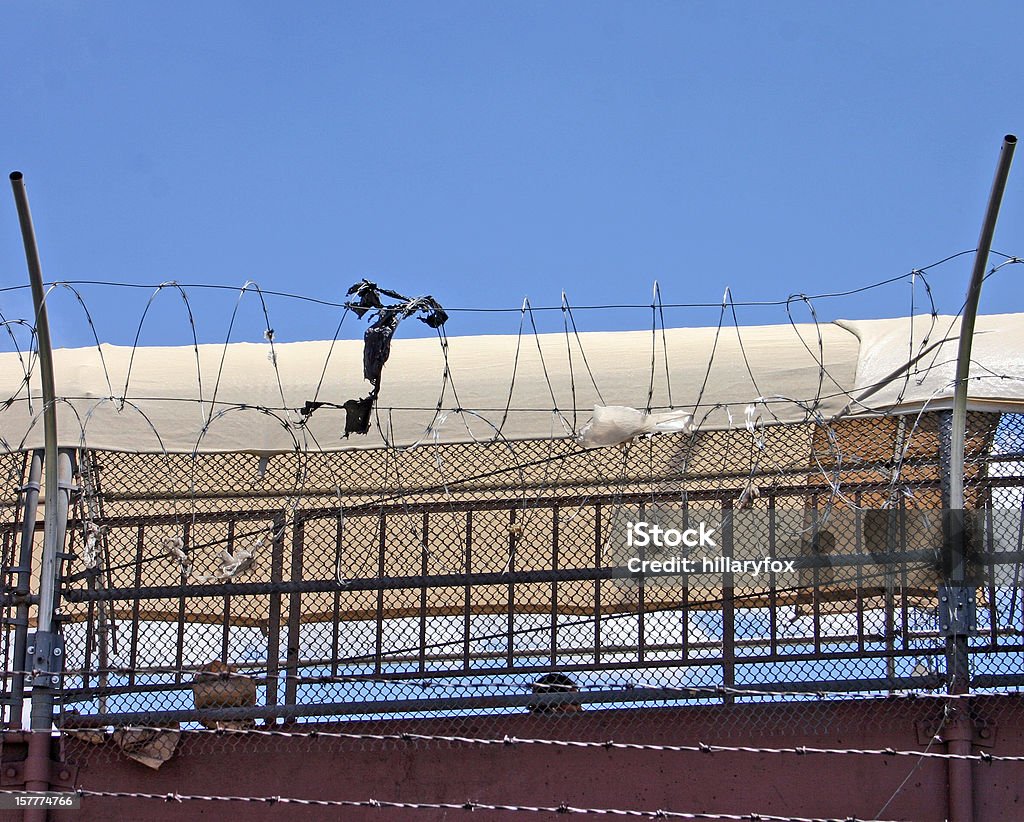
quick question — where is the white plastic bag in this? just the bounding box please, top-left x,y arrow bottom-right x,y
578,405 -> 695,448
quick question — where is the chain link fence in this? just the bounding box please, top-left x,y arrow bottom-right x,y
2,410 -> 1023,766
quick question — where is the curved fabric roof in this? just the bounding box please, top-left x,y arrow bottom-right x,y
1,313 -> 1022,454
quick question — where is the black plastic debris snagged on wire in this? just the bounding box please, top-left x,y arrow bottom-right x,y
301,280 -> 449,438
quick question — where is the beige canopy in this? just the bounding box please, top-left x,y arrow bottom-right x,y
3,313 -> 1010,629
1,313 -> 1022,454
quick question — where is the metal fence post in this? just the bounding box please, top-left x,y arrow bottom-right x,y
10,172 -> 74,820
940,135 -> 1016,692
940,135 -> 1016,822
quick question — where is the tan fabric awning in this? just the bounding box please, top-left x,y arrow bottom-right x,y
1,313 -> 1022,454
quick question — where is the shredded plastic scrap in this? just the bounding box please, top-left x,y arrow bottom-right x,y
578,405 -> 695,448
305,280 -> 448,438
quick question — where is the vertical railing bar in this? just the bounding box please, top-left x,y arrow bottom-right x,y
220,596 -> 232,664
768,493 -> 778,658
330,589 -> 341,678
899,503 -> 910,653
550,506 -> 559,667
419,512 -> 428,674
721,498 -> 735,704
463,511 -> 472,671
76,524 -> 111,706
506,508 -> 516,670
594,503 -> 602,664
637,500 -> 646,664
1,451 -> 27,722
265,512 -> 285,719
89,452 -> 118,700
284,515 -> 304,713
221,520 -> 234,664
66,531 -> 93,674
331,516 -> 342,677
810,495 -> 821,656
883,501 -> 897,687
985,491 -> 998,647
854,491 -> 865,654
888,416 -> 908,666
128,525 -> 144,689
174,521 -> 190,687
680,493 -> 689,662
83,592 -> 95,692
0,524 -> 10,716
374,514 -> 386,677
8,450 -> 39,728
1016,487 -> 1024,635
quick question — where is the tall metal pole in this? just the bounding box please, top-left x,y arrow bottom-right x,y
941,135 -> 1016,822
10,172 -> 61,665
10,171 -> 72,821
942,135 -> 1016,692
949,134 -> 1016,517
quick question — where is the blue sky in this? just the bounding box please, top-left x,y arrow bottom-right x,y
2,1 -> 1024,348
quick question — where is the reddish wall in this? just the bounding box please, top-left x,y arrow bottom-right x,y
4,696 -> 1023,821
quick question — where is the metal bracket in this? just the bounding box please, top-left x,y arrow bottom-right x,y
916,716 -> 997,749
1,756 -> 78,791
25,631 -> 64,688
938,584 -> 977,637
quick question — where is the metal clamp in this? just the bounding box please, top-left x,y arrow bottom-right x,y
938,584 -> 977,637
25,630 -> 64,688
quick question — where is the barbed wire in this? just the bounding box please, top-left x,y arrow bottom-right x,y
55,725 -> 1020,764
1,251 -> 1019,433
0,789 -> 900,821
1,246 -> 1015,312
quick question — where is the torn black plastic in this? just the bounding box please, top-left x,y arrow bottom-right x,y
364,309 -> 403,387
305,281 -> 448,438
342,396 -> 375,437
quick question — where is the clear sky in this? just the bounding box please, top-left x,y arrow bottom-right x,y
2,1 -> 1023,348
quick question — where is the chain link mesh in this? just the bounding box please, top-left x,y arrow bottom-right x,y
2,410 -> 1023,765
